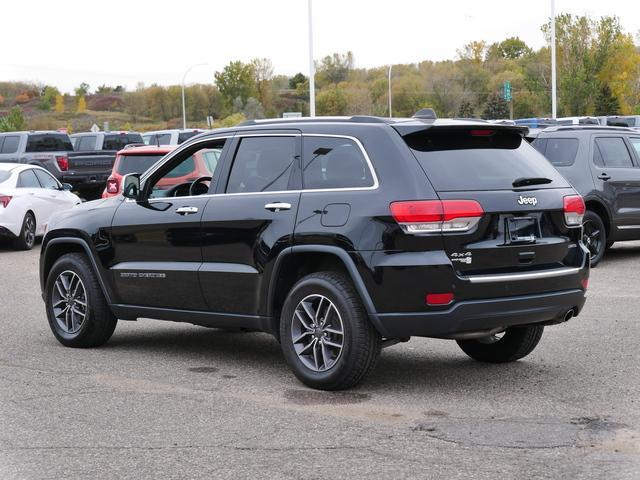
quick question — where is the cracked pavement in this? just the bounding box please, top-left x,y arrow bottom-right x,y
0,242 -> 639,479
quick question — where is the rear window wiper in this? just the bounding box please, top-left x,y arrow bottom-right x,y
512,177 -> 553,188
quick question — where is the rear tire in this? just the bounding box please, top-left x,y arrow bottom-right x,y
280,272 -> 381,390
456,325 -> 544,363
583,210 -> 606,267
45,253 -> 117,348
13,212 -> 36,250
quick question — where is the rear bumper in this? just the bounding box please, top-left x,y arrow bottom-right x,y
374,289 -> 586,338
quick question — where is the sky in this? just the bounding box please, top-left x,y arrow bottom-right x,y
3,0 -> 640,93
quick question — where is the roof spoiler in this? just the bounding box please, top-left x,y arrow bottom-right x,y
413,108 -> 437,120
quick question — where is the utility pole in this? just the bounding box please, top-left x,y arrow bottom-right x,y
388,65 -> 393,118
551,0 -> 557,118
308,0 -> 316,117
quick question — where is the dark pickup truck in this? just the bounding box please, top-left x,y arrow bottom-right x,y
68,132 -> 144,198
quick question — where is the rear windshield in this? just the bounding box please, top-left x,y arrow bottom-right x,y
143,133 -> 172,145
116,154 -> 165,175
103,134 -> 143,151
405,128 -> 568,191
25,134 -> 73,152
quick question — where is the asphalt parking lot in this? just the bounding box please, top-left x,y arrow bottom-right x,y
0,243 -> 638,480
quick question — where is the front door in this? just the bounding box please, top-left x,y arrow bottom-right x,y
200,133 -> 301,315
110,137 -> 231,310
591,135 -> 640,236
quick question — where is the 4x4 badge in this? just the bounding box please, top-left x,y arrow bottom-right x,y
517,195 -> 538,206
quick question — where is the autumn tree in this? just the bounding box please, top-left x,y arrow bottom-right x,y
483,93 -> 510,119
214,61 -> 257,111
74,82 -> 90,96
54,94 -> 64,113
76,96 -> 87,113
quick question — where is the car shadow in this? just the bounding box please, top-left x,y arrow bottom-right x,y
601,241 -> 640,265
0,237 -> 41,252
104,323 -> 552,395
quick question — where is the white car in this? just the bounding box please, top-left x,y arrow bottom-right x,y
0,163 -> 81,250
142,129 -> 204,146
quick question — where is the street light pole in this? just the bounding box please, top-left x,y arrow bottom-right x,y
308,0 -> 316,117
182,63 -> 208,129
551,0 -> 557,118
388,65 -> 392,118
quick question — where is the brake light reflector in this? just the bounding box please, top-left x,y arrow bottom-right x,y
581,278 -> 589,290
469,129 -> 495,137
106,178 -> 119,194
0,195 -> 12,208
56,155 -> 69,171
390,200 -> 483,234
426,293 -> 455,306
563,195 -> 585,226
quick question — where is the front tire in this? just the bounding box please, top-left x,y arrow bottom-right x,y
13,212 -> 36,250
457,325 -> 544,363
45,253 -> 117,348
280,272 -> 381,390
583,210 -> 606,267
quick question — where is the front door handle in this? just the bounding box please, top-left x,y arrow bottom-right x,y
264,202 -> 292,212
598,173 -> 611,181
176,206 -> 199,215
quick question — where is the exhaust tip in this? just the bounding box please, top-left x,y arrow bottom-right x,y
564,309 -> 575,322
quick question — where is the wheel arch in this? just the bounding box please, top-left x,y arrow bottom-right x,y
41,237 -> 114,304
584,198 -> 611,238
267,245 -> 389,338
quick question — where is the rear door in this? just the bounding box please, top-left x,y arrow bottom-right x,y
199,132 -> 301,315
591,135 -> 640,232
402,126 -> 584,299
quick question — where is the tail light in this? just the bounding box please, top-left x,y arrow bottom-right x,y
106,178 -> 119,194
56,155 -> 69,171
563,195 -> 585,226
390,200 -> 484,234
0,195 -> 12,208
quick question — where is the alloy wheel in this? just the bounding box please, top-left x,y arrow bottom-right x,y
51,270 -> 88,334
583,220 -> 602,258
291,294 -> 345,372
24,215 -> 35,248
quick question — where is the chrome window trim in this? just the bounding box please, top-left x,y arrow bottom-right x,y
130,132 -> 379,204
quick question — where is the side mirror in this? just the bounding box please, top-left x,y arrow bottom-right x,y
61,183 -> 73,191
122,173 -> 141,199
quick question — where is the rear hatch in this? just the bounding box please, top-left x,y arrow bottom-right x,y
395,124 -> 587,299
67,151 -> 115,177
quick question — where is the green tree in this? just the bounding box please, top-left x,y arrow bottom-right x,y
289,72 -> 307,89
487,37 -> 532,60
316,52 -> 354,86
0,106 -> 27,132
483,93 -> 510,119
594,85 -> 620,115
457,100 -> 474,117
251,57 -> 274,110
74,82 -> 90,96
214,61 -> 257,110
316,87 -> 348,115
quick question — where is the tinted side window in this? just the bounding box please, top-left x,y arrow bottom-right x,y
17,169 -> 41,188
1,135 -> 20,154
543,138 -> 579,166
103,134 -> 143,150
34,169 -> 60,189
303,137 -> 374,189
178,132 -> 199,143
226,137 -> 297,193
76,136 -> 97,151
594,137 -> 633,168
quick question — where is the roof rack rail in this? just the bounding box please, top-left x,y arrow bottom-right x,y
550,125 -> 635,132
238,116 -> 391,126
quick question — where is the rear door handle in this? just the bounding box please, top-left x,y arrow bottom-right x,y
176,206 -> 199,215
264,202 -> 292,212
598,174 -> 611,181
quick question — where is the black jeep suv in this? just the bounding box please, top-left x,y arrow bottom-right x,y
40,116 -> 589,390
533,126 -> 640,265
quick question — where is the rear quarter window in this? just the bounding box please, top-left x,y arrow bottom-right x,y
540,137 -> 579,166
404,128 -> 569,192
1,135 -> 20,154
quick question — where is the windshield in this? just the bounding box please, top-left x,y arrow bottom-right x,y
116,154 -> 165,175
405,128 -> 569,191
